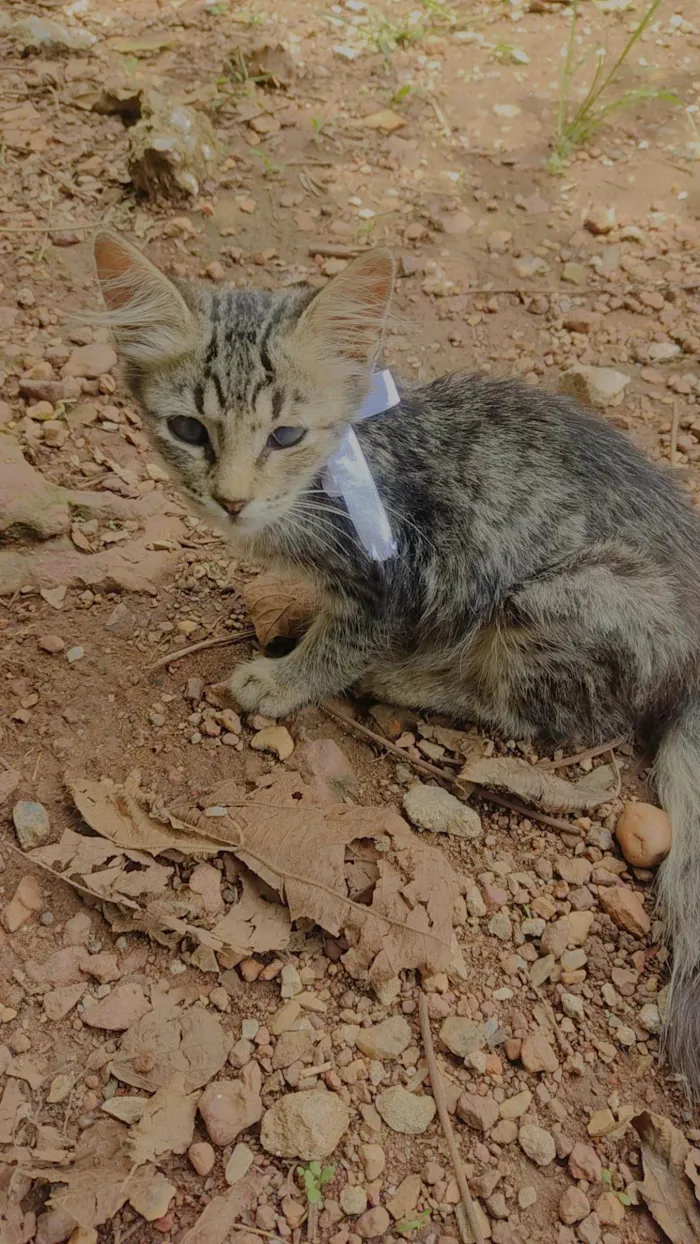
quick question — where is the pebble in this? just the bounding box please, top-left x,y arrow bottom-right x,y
520,1032 -> 559,1073
585,204 -> 616,235
559,365 -> 630,410
568,1142 -> 602,1182
559,1187 -> 591,1224
260,1090 -> 350,1159
198,1068 -> 263,1145
13,800 -> 51,850
562,993 -> 585,1021
359,1143 -> 385,1181
375,1086 -> 436,1134
402,784 -> 482,838
598,886 -> 650,937
519,1123 -> 556,1167
356,1207 -> 390,1239
615,802 -> 671,868
225,1142 -> 254,1185
638,1003 -> 661,1034
188,1141 -> 215,1175
340,1185 -> 368,1216
3,875 -> 43,932
439,1017 -> 486,1059
128,1171 -> 176,1222
596,1192 -> 625,1226
63,343 -> 117,378
356,1015 -> 412,1060
251,725 -> 295,760
488,911 -> 513,940
519,1186 -> 537,1210
66,646 -> 84,664
38,634 -> 65,653
457,1091 -> 499,1132
499,1089 -> 532,1120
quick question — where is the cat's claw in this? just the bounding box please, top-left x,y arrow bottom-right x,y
227,657 -> 303,719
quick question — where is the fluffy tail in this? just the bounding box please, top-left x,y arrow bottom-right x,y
654,693 -> 700,1092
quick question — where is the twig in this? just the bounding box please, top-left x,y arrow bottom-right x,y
670,398 -> 680,465
418,991 -> 485,1244
0,222 -> 100,233
307,1201 -> 319,1242
322,704 -> 584,836
539,734 -> 627,770
147,628 -> 255,671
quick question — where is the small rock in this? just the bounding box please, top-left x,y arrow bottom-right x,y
128,1171 -> 176,1222
225,1142 -> 254,1185
568,1142 -> 602,1182
519,1186 -> 537,1210
492,1119 -> 518,1145
530,954 -> 556,987
66,646 -> 84,664
387,1173 -> 421,1220
648,342 -> 680,363
556,857 -> 592,885
64,344 -> 117,379
375,1086 -> 436,1134
13,801 -> 51,850
457,1091 -> 499,1132
519,1124 -> 556,1167
596,1192 -> 625,1226
198,1067 -> 263,1146
188,1141 -> 215,1175
260,1090 -> 350,1159
638,1003 -> 661,1034
499,1089 -> 532,1120
356,1206 -> 391,1239
359,1143 -> 385,1181
340,1184 -> 368,1216
272,1029 -> 314,1070
559,365 -> 630,410
615,802 -> 671,868
38,634 -> 65,653
493,103 -> 521,118
578,1212 -> 602,1244
280,963 -> 302,998
440,1017 -> 486,1059
562,262 -> 589,285
598,886 -> 650,937
585,205 -> 616,235
562,993 -> 585,1021
251,725 -> 295,760
514,255 -> 549,279
3,875 -> 43,932
488,911 -> 512,940
520,1032 -> 559,1073
356,1016 -> 412,1060
35,1208 -> 79,1244
560,1186 -> 590,1224
587,1108 -> 615,1138
403,784 -> 482,838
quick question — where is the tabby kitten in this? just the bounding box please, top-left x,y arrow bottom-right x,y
95,232 -> 700,1093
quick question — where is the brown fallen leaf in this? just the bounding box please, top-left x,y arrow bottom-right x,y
459,756 -> 618,814
633,1111 -> 700,1243
127,1071 -> 198,1166
110,1003 -> 230,1094
47,1119 -> 133,1230
179,1173 -> 262,1244
0,1081 -> 30,1145
242,571 -> 317,649
68,774 -> 224,856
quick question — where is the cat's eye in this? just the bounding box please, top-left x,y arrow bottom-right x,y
267,426 -> 307,450
168,416 -> 210,447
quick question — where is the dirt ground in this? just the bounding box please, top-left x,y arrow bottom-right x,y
2,0 -> 700,1242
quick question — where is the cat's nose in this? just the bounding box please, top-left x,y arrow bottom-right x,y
216,496 -> 246,517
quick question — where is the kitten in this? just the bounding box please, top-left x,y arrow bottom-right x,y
95,231 -> 700,1092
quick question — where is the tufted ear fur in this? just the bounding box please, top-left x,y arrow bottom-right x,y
295,248 -> 394,365
93,231 -> 195,369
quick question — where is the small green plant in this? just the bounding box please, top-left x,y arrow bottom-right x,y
372,15 -> 424,64
250,147 -> 284,177
550,0 -> 678,172
311,115 -> 333,145
397,1209 -> 431,1236
298,1162 -> 335,1205
392,83 -> 413,105
492,40 -> 530,64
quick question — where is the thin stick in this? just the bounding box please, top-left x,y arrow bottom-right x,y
321,704 -> 582,835
147,629 -> 255,671
670,399 -> 680,465
0,223 -> 101,233
539,734 -> 627,770
308,245 -> 363,259
418,991 -> 485,1244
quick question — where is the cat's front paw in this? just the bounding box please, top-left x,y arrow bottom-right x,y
227,657 -> 304,718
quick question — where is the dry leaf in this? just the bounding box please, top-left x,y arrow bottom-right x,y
633,1111 -> 700,1243
242,571 -> 317,649
0,1198 -> 34,1244
209,871 -> 291,956
101,1096 -> 146,1125
459,755 -> 618,814
48,1120 -> 133,1230
127,1072 -> 198,1166
0,1081 -> 30,1144
68,774 -> 224,856
110,1003 -> 230,1094
179,1173 -> 262,1244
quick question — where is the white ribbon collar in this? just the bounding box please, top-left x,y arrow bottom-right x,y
321,368 -> 399,562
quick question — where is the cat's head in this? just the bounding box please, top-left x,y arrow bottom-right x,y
93,232 -> 394,540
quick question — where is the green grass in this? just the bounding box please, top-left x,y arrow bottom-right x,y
549,0 -> 678,172
297,1162 -> 335,1206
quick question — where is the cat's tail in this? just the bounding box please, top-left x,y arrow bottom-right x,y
653,691 -> 700,1092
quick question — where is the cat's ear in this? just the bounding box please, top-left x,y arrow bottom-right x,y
296,249 -> 394,363
93,231 -> 195,369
